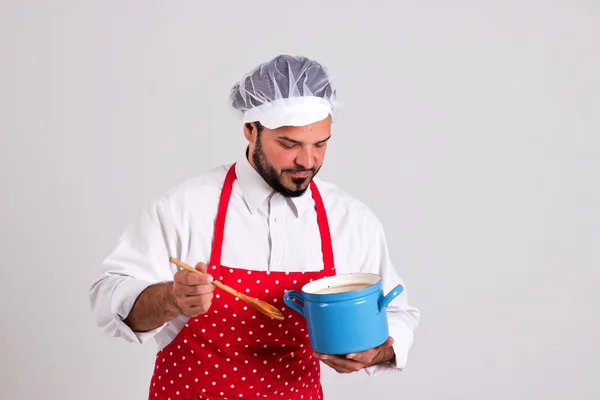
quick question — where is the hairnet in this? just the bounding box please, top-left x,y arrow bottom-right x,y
229,54 -> 341,129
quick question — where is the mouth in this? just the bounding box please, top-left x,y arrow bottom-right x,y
287,171 -> 311,178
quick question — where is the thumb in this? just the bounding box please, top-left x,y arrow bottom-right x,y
378,336 -> 394,349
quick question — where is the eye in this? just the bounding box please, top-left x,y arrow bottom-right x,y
315,142 -> 326,148
279,141 -> 296,149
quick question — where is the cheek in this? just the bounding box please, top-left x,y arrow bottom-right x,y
262,143 -> 295,169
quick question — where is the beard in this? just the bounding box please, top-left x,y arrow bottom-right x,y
250,134 -> 320,198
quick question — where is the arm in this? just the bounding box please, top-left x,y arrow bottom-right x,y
123,263 -> 216,332
363,217 -> 420,375
88,198 -> 180,343
122,282 -> 180,332
314,214 -> 420,375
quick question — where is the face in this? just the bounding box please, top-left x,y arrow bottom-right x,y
244,116 -> 332,197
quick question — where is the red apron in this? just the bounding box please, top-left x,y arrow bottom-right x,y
148,163 -> 336,400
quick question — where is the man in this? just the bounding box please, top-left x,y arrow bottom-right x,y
89,54 -> 420,400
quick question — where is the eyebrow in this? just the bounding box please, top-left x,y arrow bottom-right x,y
277,135 -> 331,145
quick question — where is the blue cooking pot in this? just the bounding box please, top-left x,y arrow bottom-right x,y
283,273 -> 403,355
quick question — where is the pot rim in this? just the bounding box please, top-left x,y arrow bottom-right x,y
300,272 -> 382,300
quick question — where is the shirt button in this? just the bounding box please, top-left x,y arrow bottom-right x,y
274,217 -> 279,223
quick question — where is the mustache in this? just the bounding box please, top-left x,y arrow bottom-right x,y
282,167 -> 315,173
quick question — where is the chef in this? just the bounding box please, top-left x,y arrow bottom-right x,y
89,54 -> 420,400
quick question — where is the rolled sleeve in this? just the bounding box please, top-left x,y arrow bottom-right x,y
361,215 -> 421,376
89,197 -> 179,343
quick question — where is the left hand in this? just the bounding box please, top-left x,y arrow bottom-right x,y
313,336 -> 395,374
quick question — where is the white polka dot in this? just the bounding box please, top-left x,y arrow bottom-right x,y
256,280 -> 260,284
212,266 -> 216,270
248,271 -> 252,274
293,280 -> 297,284
230,269 -> 233,273
249,331 -> 253,335
265,289 -> 269,293
246,289 -> 250,293
238,279 -> 242,283
275,280 -> 279,284
212,382 -> 216,385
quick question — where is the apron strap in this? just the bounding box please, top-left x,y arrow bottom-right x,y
209,163 -> 335,272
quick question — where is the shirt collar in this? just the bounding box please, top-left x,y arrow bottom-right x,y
235,153 -> 314,217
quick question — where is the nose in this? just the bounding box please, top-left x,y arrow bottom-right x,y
295,146 -> 314,170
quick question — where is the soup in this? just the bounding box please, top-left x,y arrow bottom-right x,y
312,283 -> 370,294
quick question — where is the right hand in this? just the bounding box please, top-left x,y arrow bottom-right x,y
171,262 -> 215,317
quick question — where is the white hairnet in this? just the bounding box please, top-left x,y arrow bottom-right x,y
229,54 -> 341,129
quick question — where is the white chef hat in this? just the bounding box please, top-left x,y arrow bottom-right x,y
229,54 -> 342,129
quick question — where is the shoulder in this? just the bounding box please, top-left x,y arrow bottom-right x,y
153,163 -> 233,214
313,176 -> 383,229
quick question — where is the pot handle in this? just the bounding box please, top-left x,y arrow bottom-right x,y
378,284 -> 404,313
283,290 -> 305,317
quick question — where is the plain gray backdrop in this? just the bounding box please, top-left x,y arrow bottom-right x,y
1,1 -> 599,399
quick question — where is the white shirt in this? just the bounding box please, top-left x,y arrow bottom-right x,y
89,155 -> 420,377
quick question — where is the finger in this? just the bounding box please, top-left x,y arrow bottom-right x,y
195,262 -> 209,274
175,282 -> 215,297
175,270 -> 214,286
345,337 -> 394,363
314,353 -> 364,373
318,358 -> 355,374
344,349 -> 378,364
180,294 -> 213,313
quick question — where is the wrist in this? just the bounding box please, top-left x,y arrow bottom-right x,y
368,346 -> 395,367
165,282 -> 182,316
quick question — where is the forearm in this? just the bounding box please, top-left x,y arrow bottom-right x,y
123,282 -> 181,332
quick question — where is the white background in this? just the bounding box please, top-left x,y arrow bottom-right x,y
1,1 -> 599,399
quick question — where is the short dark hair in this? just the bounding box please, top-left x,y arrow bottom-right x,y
254,121 -> 265,134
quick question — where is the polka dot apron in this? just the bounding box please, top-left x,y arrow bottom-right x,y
148,164 -> 336,400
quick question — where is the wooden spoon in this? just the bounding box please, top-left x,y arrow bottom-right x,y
169,257 -> 284,321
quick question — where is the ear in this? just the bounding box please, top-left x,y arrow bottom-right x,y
243,122 -> 258,143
